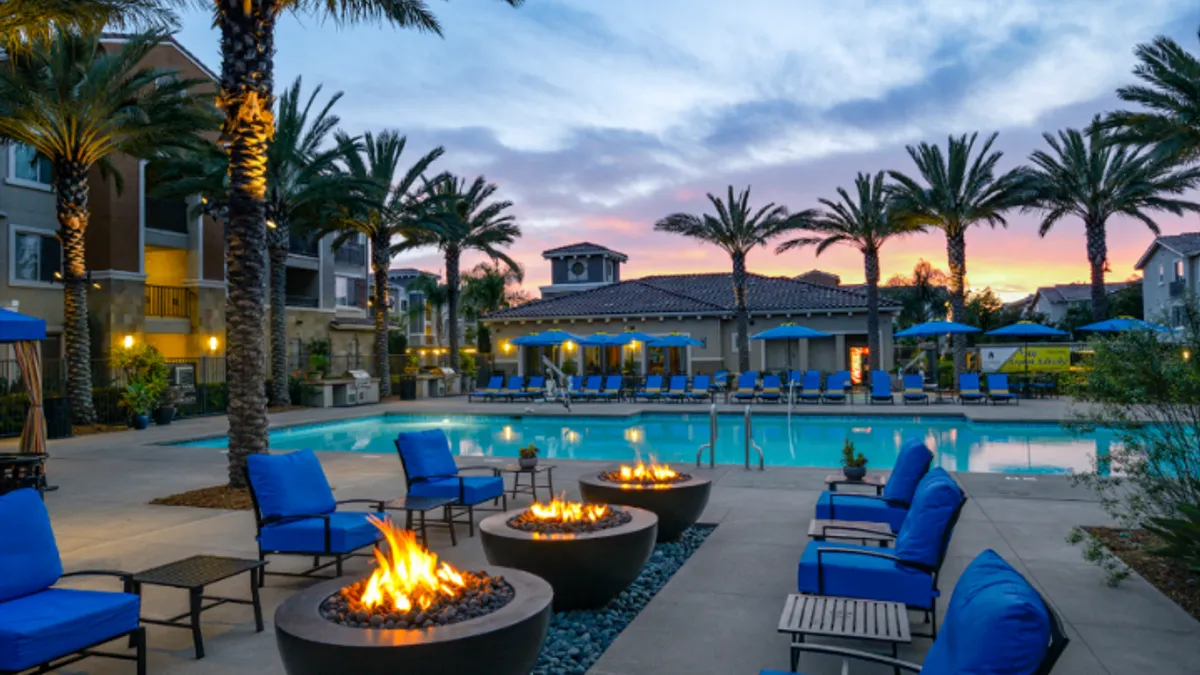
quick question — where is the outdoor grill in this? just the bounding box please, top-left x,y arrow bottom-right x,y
347,369 -> 371,395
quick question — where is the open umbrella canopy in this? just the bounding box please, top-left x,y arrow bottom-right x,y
984,322 -> 1068,338
511,329 -> 583,346
619,330 -> 658,344
647,334 -> 704,348
750,324 -> 832,340
894,320 -> 981,338
1078,317 -> 1170,333
0,308 -> 47,342
577,332 -> 629,346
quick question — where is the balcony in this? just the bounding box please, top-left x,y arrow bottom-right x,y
288,234 -> 319,258
144,197 -> 189,234
286,294 -> 320,308
145,285 -> 192,319
1169,279 -> 1186,298
334,243 -> 366,267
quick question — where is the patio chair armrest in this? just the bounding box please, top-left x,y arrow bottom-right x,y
826,492 -> 905,520
814,546 -> 931,594
820,524 -> 897,540
791,644 -> 920,673
336,498 -> 387,511
456,465 -> 501,476
60,569 -> 135,593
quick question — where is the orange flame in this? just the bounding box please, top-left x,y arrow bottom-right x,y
346,516 -> 470,613
617,457 -> 679,482
526,495 -> 610,524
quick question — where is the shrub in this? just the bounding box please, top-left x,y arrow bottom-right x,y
561,357 -> 578,376
1145,503 -> 1200,573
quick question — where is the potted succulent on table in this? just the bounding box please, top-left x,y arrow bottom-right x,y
841,439 -> 868,481
518,444 -> 540,470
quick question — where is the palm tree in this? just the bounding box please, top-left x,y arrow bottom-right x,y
1027,122 -> 1200,321
0,0 -> 177,53
777,172 -> 923,370
311,130 -> 444,397
462,262 -> 521,319
0,30 -> 217,424
399,174 -> 523,371
888,133 -> 1033,375
655,186 -> 810,372
1100,29 -> 1200,162
149,141 -> 229,224
196,0 -> 521,487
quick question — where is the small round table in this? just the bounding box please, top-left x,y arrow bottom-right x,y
500,464 -> 556,501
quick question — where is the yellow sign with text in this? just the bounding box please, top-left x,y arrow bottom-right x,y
982,346 -> 1071,373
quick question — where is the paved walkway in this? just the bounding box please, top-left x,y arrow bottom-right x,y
16,398 -> 1197,675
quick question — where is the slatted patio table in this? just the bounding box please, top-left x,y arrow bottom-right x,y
778,594 -> 911,674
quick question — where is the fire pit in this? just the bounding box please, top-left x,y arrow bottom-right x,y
578,459 -> 711,542
274,517 -> 551,675
479,498 -> 658,610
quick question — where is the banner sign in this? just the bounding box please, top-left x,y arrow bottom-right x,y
980,346 -> 1070,373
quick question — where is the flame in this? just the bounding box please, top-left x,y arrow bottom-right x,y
346,516 -> 470,613
527,495 -> 610,524
617,457 -> 679,482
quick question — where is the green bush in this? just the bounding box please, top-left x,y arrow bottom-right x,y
562,357 -> 578,376
1145,503 -> 1200,573
937,359 -> 956,389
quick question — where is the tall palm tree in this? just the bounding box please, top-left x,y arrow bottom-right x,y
195,0 -> 521,487
462,262 -> 521,319
655,186 -> 811,372
0,0 -> 177,53
149,140 -> 229,224
399,174 -> 523,371
0,30 -> 217,424
312,130 -> 444,397
1027,122 -> 1200,321
777,172 -> 923,370
1100,29 -> 1200,162
888,133 -> 1033,375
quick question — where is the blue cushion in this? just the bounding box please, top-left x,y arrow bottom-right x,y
409,476 -> 504,504
0,588 -> 139,671
923,550 -> 1052,675
895,468 -> 964,568
797,541 -> 937,608
247,451 -> 336,520
883,439 -> 934,505
814,492 -> 908,532
258,511 -> 382,553
0,489 -> 62,603
396,429 -> 459,481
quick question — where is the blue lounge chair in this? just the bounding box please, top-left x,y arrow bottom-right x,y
468,375 -> 503,402
498,375 -> 524,401
987,373 -> 1018,405
687,375 -> 712,401
710,370 -> 730,392
595,375 -> 623,402
957,373 -> 985,404
664,375 -> 688,401
0,489 -> 145,675
798,467 -> 967,637
566,375 -> 583,399
635,375 -> 664,401
578,375 -> 602,400
903,373 -> 929,405
766,548 -> 1068,675
246,450 -> 387,583
815,439 -> 934,532
759,374 -> 782,402
510,375 -> 544,401
797,371 -> 822,403
786,370 -> 804,391
731,372 -> 759,401
395,429 -> 506,537
869,370 -> 893,404
822,370 -> 850,403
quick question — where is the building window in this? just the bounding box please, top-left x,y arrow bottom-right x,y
408,292 -> 425,334
1175,260 -> 1185,280
1159,264 -> 1165,283
10,143 -> 53,187
10,228 -> 61,283
605,259 -> 614,282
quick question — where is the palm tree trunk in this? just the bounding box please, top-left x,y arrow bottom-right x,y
1085,219 -> 1109,322
731,251 -> 751,373
218,1 -> 275,487
945,230 -> 967,375
863,248 -> 882,371
446,245 -> 461,371
372,235 -> 391,397
267,231 -> 288,408
55,162 -> 96,425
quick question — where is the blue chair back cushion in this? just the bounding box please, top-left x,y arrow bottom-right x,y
585,375 -> 602,390
826,372 -> 848,391
505,376 -> 523,390
691,375 -> 710,391
0,489 -> 62,603
883,439 -> 933,504
0,588 -> 140,672
895,468 -> 964,568
871,371 -> 891,396
484,375 -> 502,389
247,450 -> 336,520
960,372 -> 981,392
762,375 -> 781,390
802,372 -> 820,389
258,512 -> 382,554
922,550 -> 1051,675
397,429 -> 459,482
604,375 -> 622,391
669,375 -> 687,391
644,375 -> 662,390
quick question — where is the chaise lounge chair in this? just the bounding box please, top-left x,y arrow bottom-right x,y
758,375 -> 783,403
902,373 -> 929,405
0,489 -> 146,675
595,375 -> 623,402
822,370 -> 850,403
396,429 -> 506,537
664,375 -> 688,402
869,370 -> 894,404
686,375 -> 712,401
509,375 -> 545,402
566,375 -> 583,399
635,375 -> 664,401
498,376 -> 524,401
731,372 -> 759,402
577,375 -> 603,401
710,370 -> 730,394
958,373 -> 986,404
814,439 -> 933,531
468,375 -> 503,402
797,371 -> 823,404
987,374 -> 1018,405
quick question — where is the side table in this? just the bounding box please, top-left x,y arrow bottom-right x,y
378,495 -> 457,546
807,519 -> 895,547
499,464 -> 556,501
778,594 -> 911,673
824,473 -> 887,495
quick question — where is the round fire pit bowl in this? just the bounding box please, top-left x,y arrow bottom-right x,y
479,506 -> 658,610
274,567 -> 552,675
578,472 -> 712,542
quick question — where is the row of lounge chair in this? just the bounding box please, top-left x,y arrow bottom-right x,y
729,370 -> 853,403
875,371 -> 1018,405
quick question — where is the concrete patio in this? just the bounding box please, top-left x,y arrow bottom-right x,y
15,398 -> 1198,675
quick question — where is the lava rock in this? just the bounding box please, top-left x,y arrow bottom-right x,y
318,575 -> 516,631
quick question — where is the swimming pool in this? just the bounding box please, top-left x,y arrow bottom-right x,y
177,413 -> 1116,474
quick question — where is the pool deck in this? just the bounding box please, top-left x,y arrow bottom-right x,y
11,396 -> 1197,675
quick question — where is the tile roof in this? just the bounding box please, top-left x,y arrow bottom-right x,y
1134,232 -> 1200,270
541,242 -> 628,260
483,272 -> 897,320
1035,282 -> 1129,304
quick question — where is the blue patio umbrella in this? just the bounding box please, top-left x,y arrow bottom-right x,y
511,329 -> 582,346
750,323 -> 832,372
984,321 -> 1069,383
1078,317 -> 1170,333
0,308 -> 47,342
619,330 -> 658,344
577,333 -> 628,373
647,334 -> 705,347
894,320 -> 981,338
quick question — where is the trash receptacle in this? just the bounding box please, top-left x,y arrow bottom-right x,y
398,376 -> 417,400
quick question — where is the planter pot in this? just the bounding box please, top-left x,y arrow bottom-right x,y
153,407 -> 176,426
518,457 -> 538,470
842,465 -> 867,481
131,414 -> 151,430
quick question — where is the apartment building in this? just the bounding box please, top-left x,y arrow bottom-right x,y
1135,232 -> 1200,328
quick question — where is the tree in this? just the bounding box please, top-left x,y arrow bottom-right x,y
0,0 -> 177,53
462,262 -> 522,320
198,0 -> 521,486
963,287 -> 1004,334
888,133 -> 1033,375
1027,121 -> 1200,321
884,259 -> 951,329
776,172 -> 923,370
0,30 -> 217,424
1109,280 -> 1144,319
656,186 -> 811,372
149,140 -> 229,225
312,129 -> 444,397
398,174 -> 523,371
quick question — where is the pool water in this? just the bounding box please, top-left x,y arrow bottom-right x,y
178,413 -> 1117,474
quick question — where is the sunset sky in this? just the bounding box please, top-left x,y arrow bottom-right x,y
172,1 -> 1200,301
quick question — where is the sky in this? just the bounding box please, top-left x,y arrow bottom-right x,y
172,0 -> 1200,301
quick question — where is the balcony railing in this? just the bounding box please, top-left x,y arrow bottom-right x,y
334,243 -> 366,267
145,285 -> 192,319
288,234 -> 319,257
1169,279 -> 1186,298
145,197 -> 189,234
286,294 -> 320,308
